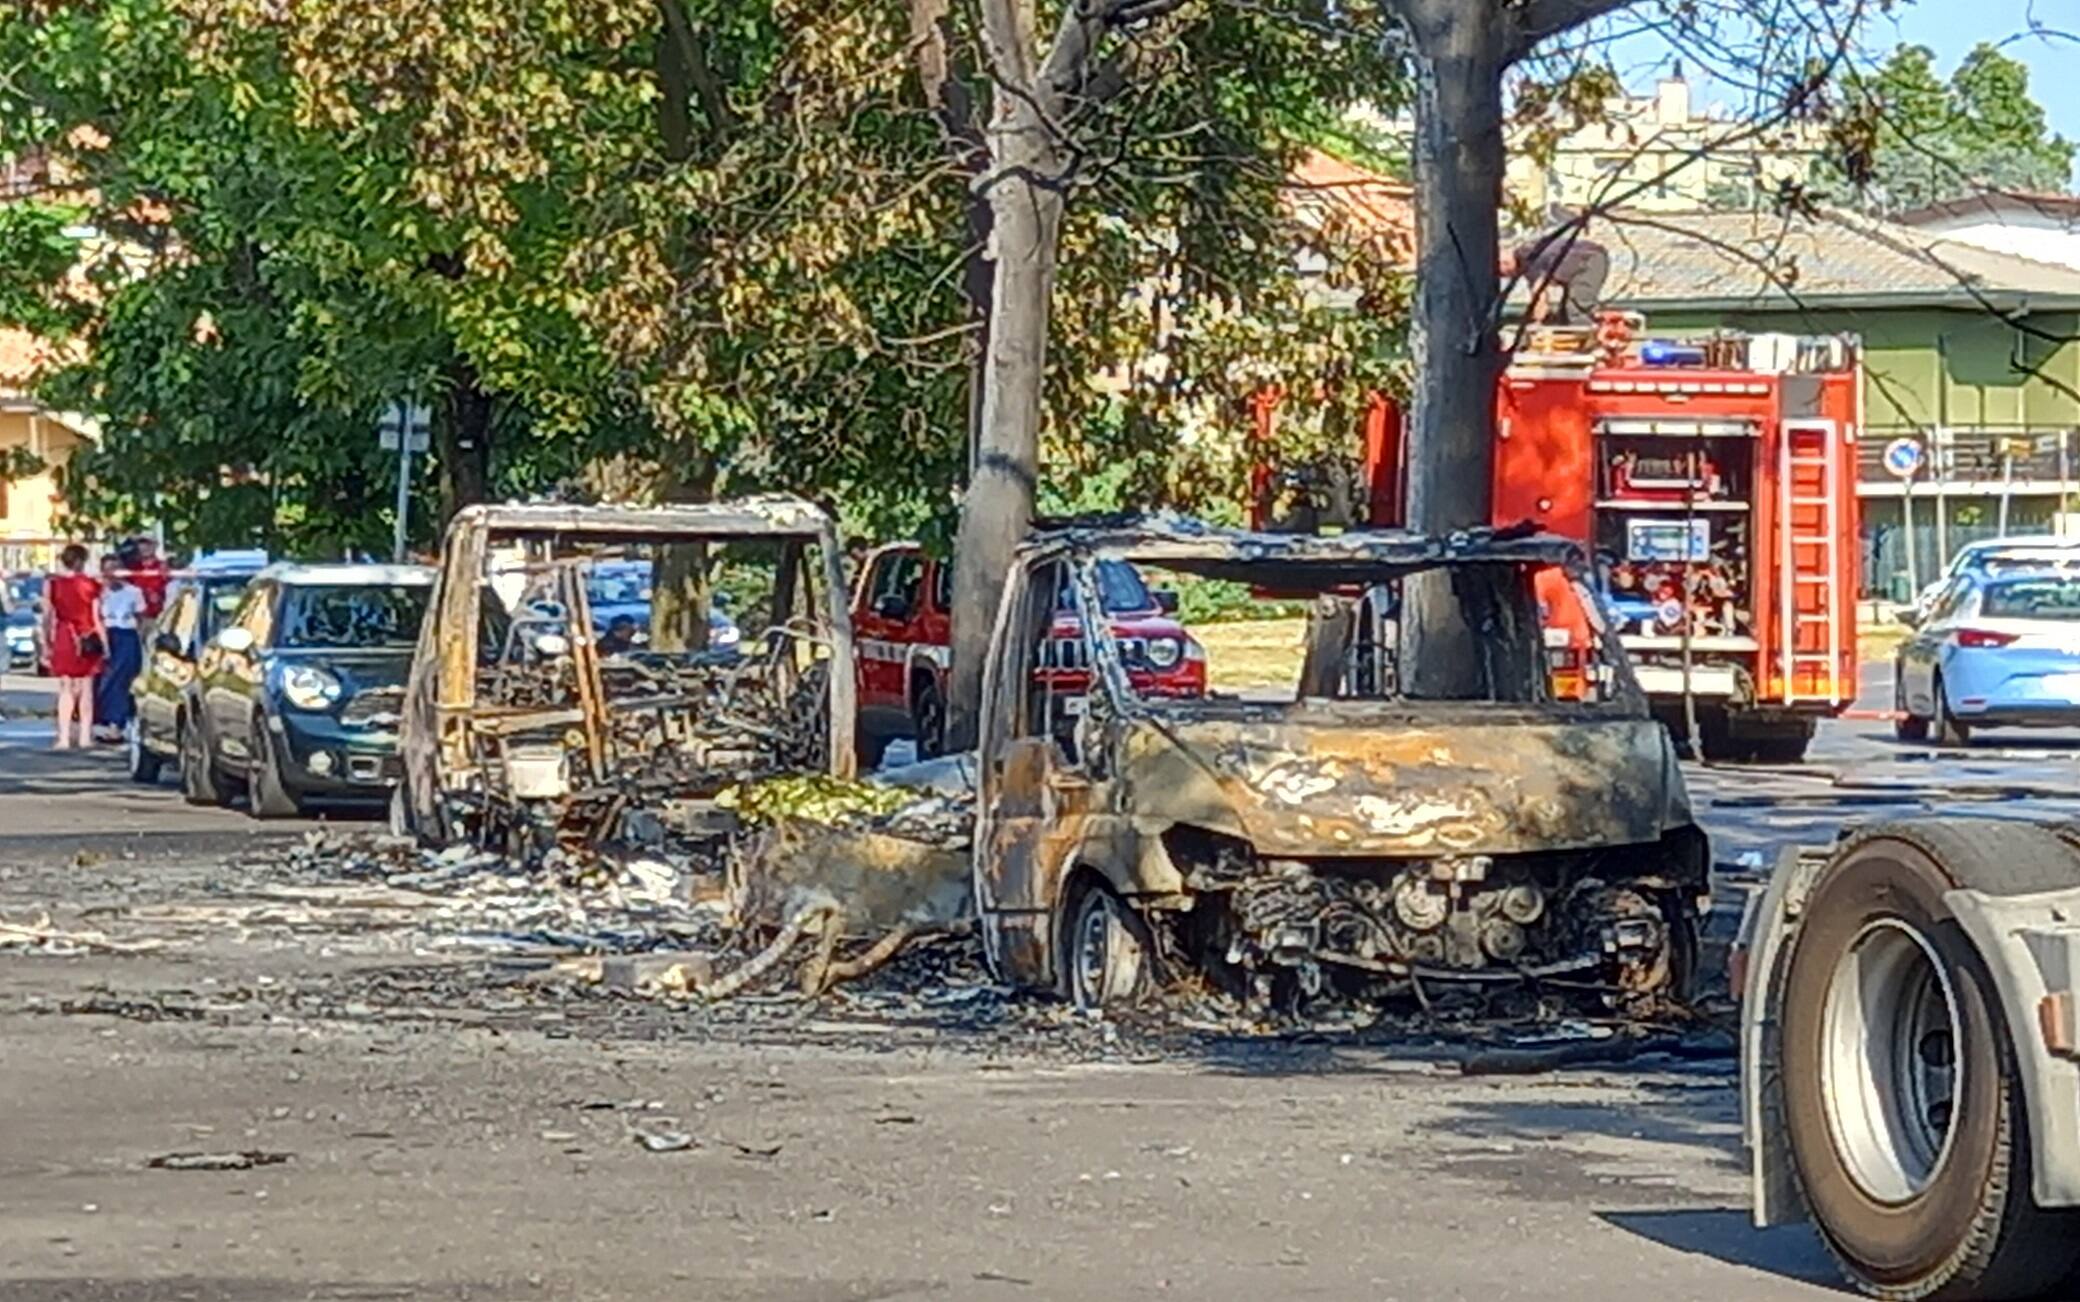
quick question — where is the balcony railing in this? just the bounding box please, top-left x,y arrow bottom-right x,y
1857,429 -> 2079,486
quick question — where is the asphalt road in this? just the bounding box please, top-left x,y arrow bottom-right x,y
4,663 -> 2080,1299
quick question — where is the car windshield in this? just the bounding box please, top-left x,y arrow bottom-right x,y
1983,576 -> 2080,621
5,606 -> 31,628
279,584 -> 430,648
207,583 -> 250,619
1059,559 -> 1153,616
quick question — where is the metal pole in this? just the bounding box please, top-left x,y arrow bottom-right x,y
1999,452 -> 2014,537
1901,475 -> 1918,598
393,435 -> 411,563
1932,430 -> 1949,574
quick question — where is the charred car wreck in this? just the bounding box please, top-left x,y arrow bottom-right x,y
393,499 -> 855,859
973,520 -> 1709,1012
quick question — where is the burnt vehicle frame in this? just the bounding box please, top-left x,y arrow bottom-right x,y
393,498 -> 857,853
971,520 -> 1710,1012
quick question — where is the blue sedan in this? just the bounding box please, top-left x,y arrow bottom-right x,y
1897,571 -> 2080,744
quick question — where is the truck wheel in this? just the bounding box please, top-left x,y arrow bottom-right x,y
1740,735 -> 1812,766
1779,832 -> 2080,1299
1060,880 -> 1148,1012
126,717 -> 163,785
1894,676 -> 1930,743
855,729 -> 890,771
179,714 -> 230,808
1931,676 -> 1971,747
911,678 -> 946,760
247,715 -> 303,820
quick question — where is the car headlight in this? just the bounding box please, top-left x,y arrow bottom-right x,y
280,664 -> 344,711
1145,636 -> 1183,669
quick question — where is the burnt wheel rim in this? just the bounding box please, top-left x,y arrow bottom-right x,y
916,691 -> 944,758
1072,897 -> 1113,1007
1820,918 -> 1962,1204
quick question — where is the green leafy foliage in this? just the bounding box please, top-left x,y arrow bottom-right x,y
1826,42 -> 2074,209
0,0 -> 1413,556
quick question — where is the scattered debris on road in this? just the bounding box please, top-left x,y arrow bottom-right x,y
147,1150 -> 293,1172
0,912 -> 166,955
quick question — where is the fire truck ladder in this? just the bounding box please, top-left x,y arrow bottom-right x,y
1779,421 -> 1843,705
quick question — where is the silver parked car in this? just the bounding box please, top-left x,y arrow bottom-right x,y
1896,569 -> 2080,743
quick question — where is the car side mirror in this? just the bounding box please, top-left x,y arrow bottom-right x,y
873,593 -> 911,621
154,630 -> 187,658
215,626 -> 255,654
1894,608 -> 1923,629
1155,589 -> 1180,615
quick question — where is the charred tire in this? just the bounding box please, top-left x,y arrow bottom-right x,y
1931,676 -> 1971,747
856,729 -> 890,771
1895,673 -> 1930,743
911,677 -> 946,761
126,717 -> 163,785
248,715 -> 302,820
1060,879 -> 1149,1012
1779,832 -> 2080,1299
179,713 -> 229,808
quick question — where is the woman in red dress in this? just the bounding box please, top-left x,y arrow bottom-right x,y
42,543 -> 105,750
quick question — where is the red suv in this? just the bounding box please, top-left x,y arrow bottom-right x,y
853,543 -> 1207,764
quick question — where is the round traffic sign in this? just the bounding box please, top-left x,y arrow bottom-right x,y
1883,437 -> 1923,479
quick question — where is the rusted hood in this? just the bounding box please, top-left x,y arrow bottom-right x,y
1120,711 -> 1691,856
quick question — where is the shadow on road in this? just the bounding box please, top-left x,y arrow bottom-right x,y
1601,1208 -> 1843,1292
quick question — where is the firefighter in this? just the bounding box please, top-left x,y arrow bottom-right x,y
1503,221 -> 1608,326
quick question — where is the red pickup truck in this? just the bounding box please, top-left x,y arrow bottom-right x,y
852,542 -> 1207,764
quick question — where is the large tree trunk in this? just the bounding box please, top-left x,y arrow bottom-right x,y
1398,3 -> 1508,698
943,82 -> 1063,752
650,451 -> 718,653
437,360 -> 495,533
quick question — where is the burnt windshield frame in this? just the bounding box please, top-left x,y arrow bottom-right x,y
1077,551 -> 1642,714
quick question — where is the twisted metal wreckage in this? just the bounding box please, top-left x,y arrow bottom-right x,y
391,502 -> 1708,1016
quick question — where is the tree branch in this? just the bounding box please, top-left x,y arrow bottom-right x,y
1504,0 -> 1635,64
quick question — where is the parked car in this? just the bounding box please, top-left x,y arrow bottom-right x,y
582,559 -> 740,652
182,562 -> 434,816
1896,569 -> 2080,744
4,604 -> 34,671
851,542 -> 1205,765
1908,533 -> 2080,621
5,573 -> 46,673
126,551 -> 271,783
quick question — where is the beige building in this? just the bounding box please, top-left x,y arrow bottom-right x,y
0,326 -> 97,569
1507,74 -> 1824,215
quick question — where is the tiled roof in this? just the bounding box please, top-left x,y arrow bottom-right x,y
1593,205 -> 2080,310
1288,149 -> 1415,265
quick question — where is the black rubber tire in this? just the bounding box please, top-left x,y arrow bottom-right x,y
1058,879 -> 1149,1012
1931,675 -> 1971,747
1738,735 -> 1812,766
247,715 -> 302,820
1779,829 -> 2080,1299
911,677 -> 946,761
126,718 -> 164,785
1894,670 -> 1930,742
856,729 -> 890,772
179,713 -> 229,808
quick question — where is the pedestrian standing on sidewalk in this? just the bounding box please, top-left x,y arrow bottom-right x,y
42,543 -> 105,750
93,553 -> 146,743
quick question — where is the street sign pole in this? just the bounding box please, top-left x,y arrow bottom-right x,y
393,436 -> 413,563
378,401 -> 433,563
1883,437 -> 1924,597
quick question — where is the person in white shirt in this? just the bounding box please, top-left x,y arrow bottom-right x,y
93,553 -> 148,743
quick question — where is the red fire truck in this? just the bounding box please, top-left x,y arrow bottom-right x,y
1255,319 -> 1862,763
